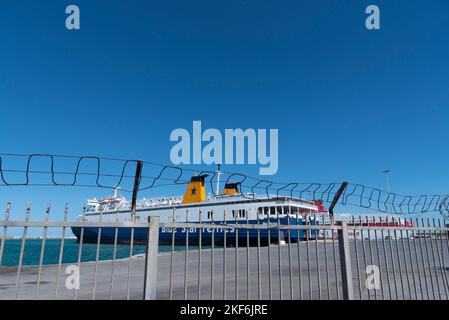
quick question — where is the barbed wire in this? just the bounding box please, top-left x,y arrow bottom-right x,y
0,153 -> 448,218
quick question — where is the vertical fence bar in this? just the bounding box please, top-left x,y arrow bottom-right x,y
109,210 -> 119,300
257,211 -> 262,300
331,223 -> 340,300
432,218 -> 443,300
15,204 -> 31,300
92,208 -> 104,300
365,217 -> 376,300
223,210 -> 227,300
398,218 -> 411,300
404,218 -> 417,300
287,207 -> 293,300
127,159 -> 142,300
74,209 -> 86,300
428,218 -> 442,299
443,219 -> 449,299
322,215 -> 330,300
198,210 -> 202,300
386,217 -> 399,299
0,203 -> 11,266
422,218 -> 436,300
372,217 -> 384,300
306,213 -> 312,299
337,221 -> 353,300
184,210 -> 189,300
380,218 -> 392,299
126,215 -> 136,300
235,211 -> 239,300
267,210 -> 272,300
409,218 -> 423,300
416,218 -> 430,299
277,206 -> 282,300
211,210 -> 215,300
436,219 -> 449,299
435,218 -> 447,299
169,208 -> 176,300
352,217 -> 362,300
392,218 -> 404,300
326,183 -> 347,300
35,204 -> 51,299
296,213 -> 303,300
393,217 -> 404,300
143,216 -> 160,300
246,208 -> 250,300
359,216 -> 369,300
315,214 -> 321,300
55,204 -> 69,299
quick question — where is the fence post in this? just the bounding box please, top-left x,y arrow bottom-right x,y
143,216 -> 160,300
337,221 -> 354,300
328,182 -> 348,224
131,160 -> 143,220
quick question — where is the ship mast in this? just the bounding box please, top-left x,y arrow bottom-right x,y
215,164 -> 222,196
113,186 -> 120,198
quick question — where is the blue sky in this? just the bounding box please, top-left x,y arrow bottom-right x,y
1,0 -> 449,222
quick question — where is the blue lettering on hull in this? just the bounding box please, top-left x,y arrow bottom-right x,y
71,218 -> 319,245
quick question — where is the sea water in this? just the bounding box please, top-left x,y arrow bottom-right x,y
0,239 -> 189,267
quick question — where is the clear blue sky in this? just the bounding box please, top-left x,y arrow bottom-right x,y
1,0 -> 449,222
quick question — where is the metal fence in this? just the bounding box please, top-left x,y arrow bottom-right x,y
1,208 -> 448,300
147,214 -> 449,300
0,204 -> 154,300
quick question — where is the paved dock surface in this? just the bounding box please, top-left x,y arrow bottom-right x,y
1,240 -> 448,300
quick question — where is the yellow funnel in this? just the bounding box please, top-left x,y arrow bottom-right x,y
182,175 -> 208,204
222,182 -> 240,195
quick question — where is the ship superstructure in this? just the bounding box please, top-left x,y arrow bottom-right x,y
72,174 -> 323,244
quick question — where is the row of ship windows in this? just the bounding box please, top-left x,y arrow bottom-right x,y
203,206 -> 308,219
125,206 -> 311,221
206,209 -> 247,219
258,206 -> 302,216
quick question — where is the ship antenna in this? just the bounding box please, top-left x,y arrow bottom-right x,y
215,164 -> 222,196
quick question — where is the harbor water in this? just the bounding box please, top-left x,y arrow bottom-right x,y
0,239 -> 194,267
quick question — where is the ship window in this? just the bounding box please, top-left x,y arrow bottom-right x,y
270,207 -> 287,216
207,211 -> 213,220
232,209 -> 246,218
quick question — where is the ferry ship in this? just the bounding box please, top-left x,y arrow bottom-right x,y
71,174 -> 326,245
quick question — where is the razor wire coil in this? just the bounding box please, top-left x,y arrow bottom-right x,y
0,153 -> 448,218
